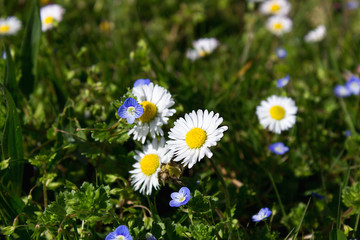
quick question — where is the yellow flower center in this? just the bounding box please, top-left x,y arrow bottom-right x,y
270,106 -> 286,120
198,50 -> 209,57
270,4 -> 281,12
140,154 -> 160,176
139,101 -> 157,123
44,16 -> 54,25
0,25 -> 10,33
273,23 -> 283,30
185,127 -> 207,149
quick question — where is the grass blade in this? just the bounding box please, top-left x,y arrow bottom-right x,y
292,197 -> 311,240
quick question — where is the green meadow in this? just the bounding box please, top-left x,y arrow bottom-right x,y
1,0 -> 360,239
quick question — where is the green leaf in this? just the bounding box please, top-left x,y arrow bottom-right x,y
342,182 -> 360,215
19,0 -> 41,97
1,88 -> 24,196
329,229 -> 347,240
188,190 -> 210,213
91,122 -> 110,142
4,44 -> 16,92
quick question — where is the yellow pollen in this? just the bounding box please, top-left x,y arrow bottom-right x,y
270,105 -> 286,120
270,4 -> 281,12
140,154 -> 160,176
185,127 -> 207,149
198,50 -> 208,57
44,16 -> 54,25
139,101 -> 157,123
0,25 -> 10,33
273,23 -> 283,30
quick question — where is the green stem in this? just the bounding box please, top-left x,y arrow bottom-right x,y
339,98 -> 357,136
80,220 -> 85,240
208,157 -> 233,236
354,207 -> 360,234
267,171 -> 286,218
43,165 -> 48,209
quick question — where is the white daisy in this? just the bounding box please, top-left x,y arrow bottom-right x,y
259,0 -> 291,16
130,137 -> 172,195
266,15 -> 292,36
256,95 -> 297,134
40,4 -> 65,32
129,83 -> 176,143
186,38 -> 219,61
304,25 -> 326,43
167,109 -> 228,169
0,17 -> 21,36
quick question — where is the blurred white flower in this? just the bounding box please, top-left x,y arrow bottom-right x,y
40,4 -> 65,32
259,0 -> 291,16
186,38 -> 219,61
266,15 -> 292,36
304,25 -> 326,43
0,17 -> 21,35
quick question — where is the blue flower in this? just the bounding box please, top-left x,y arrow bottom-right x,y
276,75 -> 290,88
268,142 -> 289,155
345,130 -> 352,137
275,47 -> 287,59
252,207 -> 272,222
347,0 -> 359,10
134,79 -> 151,87
311,192 -> 325,200
346,76 -> 360,95
118,98 -> 143,124
105,225 -> 133,240
2,51 -> 6,59
169,187 -> 191,207
334,85 -> 351,97
146,233 -> 157,240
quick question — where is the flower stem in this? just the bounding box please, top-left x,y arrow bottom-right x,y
267,171 -> 286,218
339,97 -> 357,136
208,157 -> 233,236
354,207 -> 360,235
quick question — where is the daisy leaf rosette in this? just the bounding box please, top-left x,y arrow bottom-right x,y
256,95 -> 297,134
130,137 -> 172,195
167,109 -> 228,169
0,17 -> 22,35
40,4 -> 65,32
129,83 -> 176,143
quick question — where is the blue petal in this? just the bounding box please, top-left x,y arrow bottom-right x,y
179,187 -> 190,197
105,232 -> 118,240
123,97 -> 138,107
134,104 -> 144,118
169,199 -> 182,207
118,105 -> 129,118
126,115 -> 136,124
134,79 -> 151,87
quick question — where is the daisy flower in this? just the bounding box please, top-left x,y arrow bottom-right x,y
105,225 -> 132,240
40,4 -> 65,32
252,208 -> 272,222
169,187 -> 191,207
128,83 -> 176,143
167,109 -> 228,168
117,98 -> 143,124
130,137 -> 172,195
277,75 -> 290,88
0,17 -> 21,36
266,15 -> 292,36
256,95 -> 297,134
186,38 -> 219,61
334,85 -> 351,97
259,0 -> 291,16
275,47 -> 287,59
134,78 -> 151,87
304,25 -> 326,43
268,142 -> 289,155
346,76 -> 360,95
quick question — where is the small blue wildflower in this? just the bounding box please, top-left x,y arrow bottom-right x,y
2,51 -> 6,59
334,85 -> 351,97
105,225 -> 133,240
252,207 -> 272,222
347,0 -> 359,10
268,142 -> 289,155
134,79 -> 151,87
118,98 -> 143,124
311,192 -> 325,200
275,47 -> 287,59
346,76 -> 360,95
169,187 -> 191,207
276,75 -> 290,88
345,130 -> 352,137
